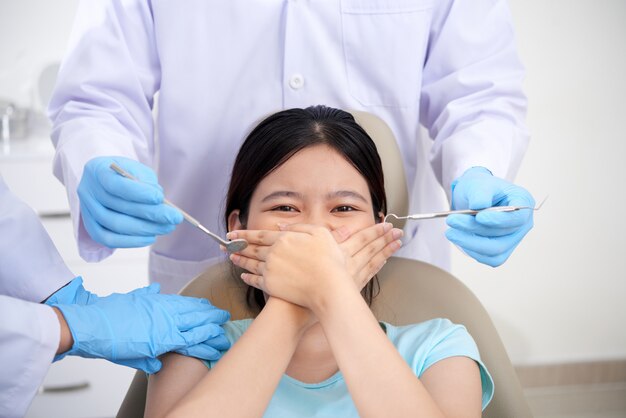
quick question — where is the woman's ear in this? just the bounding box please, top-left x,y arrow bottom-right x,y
377,211 -> 385,223
228,210 -> 243,232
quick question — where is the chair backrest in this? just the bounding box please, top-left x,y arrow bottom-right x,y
350,110 -> 408,229
117,259 -> 532,418
117,111 -> 532,418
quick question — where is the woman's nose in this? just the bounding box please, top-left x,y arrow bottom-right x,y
304,212 -> 339,231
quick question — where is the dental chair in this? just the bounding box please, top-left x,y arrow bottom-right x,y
117,111 -> 532,418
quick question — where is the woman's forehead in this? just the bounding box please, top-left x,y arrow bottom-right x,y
253,145 -> 371,199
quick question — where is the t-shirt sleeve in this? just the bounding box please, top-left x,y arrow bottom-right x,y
202,319 -> 253,370
389,319 -> 494,411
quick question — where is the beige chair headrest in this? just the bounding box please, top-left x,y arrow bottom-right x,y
349,111 -> 408,229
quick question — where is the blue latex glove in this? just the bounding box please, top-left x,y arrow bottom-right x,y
49,282 -> 231,373
45,277 -> 162,306
446,167 -> 535,267
45,277 -> 99,305
78,156 -> 183,248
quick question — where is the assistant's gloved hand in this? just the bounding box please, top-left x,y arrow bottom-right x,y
78,156 -> 183,248
44,276 -> 165,306
50,283 -> 231,373
45,277 -> 99,306
446,167 -> 535,267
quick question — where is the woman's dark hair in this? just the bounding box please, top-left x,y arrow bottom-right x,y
225,105 -> 387,310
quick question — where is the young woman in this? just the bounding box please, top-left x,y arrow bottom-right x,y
145,106 -> 493,418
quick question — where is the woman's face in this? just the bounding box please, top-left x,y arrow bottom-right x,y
229,144 -> 380,233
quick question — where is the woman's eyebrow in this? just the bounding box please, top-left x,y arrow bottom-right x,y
326,190 -> 368,203
261,191 -> 303,202
261,190 -> 368,203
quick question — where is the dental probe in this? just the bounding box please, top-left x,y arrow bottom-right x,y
385,196 -> 547,222
110,163 -> 248,252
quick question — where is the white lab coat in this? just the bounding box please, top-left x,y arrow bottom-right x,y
0,177 -> 75,417
49,0 -> 529,293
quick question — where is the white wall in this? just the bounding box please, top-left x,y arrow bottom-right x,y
1,0 -> 625,367
0,0 -> 78,109
451,0 -> 626,365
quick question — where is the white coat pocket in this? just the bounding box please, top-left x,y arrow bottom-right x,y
341,0 -> 434,108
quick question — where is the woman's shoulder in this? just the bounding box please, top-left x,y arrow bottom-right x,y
201,319 -> 253,370
383,318 -> 494,409
381,318 -> 480,372
222,318 -> 254,343
383,318 -> 468,344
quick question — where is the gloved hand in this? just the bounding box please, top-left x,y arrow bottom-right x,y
50,283 -> 231,373
45,277 -> 99,306
44,276 -> 165,306
78,156 -> 183,248
446,167 -> 535,267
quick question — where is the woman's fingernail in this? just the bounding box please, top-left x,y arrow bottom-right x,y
226,232 -> 236,239
383,222 -> 393,232
392,229 -> 403,239
229,253 -> 240,263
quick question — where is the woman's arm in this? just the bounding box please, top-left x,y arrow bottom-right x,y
314,281 -> 482,418
233,224 -> 482,417
153,298 -> 312,418
420,356 -> 483,416
145,353 -> 209,418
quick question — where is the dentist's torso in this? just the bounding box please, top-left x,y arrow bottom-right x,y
149,0 -> 448,292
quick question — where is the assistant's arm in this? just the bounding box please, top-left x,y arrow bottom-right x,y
146,298 -> 311,418
0,297 -> 60,418
421,0 -> 529,198
48,0 -> 160,261
0,177 -> 75,301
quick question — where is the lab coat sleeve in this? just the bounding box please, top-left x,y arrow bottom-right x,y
0,296 -> 59,418
48,0 -> 160,262
420,0 -> 530,201
0,177 -> 75,302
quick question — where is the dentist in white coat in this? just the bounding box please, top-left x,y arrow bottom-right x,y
49,0 -> 536,294
0,176 -> 229,418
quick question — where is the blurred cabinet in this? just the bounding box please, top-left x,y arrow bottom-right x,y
0,136 -> 68,216
1,136 -> 149,417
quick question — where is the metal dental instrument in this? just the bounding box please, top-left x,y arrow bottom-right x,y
110,163 -> 248,252
385,196 -> 548,222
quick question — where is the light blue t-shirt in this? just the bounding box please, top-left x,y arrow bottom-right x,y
204,318 -> 494,417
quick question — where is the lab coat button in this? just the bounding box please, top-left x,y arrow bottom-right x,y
289,74 -> 304,90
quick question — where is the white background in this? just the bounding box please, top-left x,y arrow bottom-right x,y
450,0 -> 626,366
1,0 -> 624,369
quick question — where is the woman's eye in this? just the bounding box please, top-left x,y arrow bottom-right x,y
333,205 -> 355,212
272,205 -> 296,212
